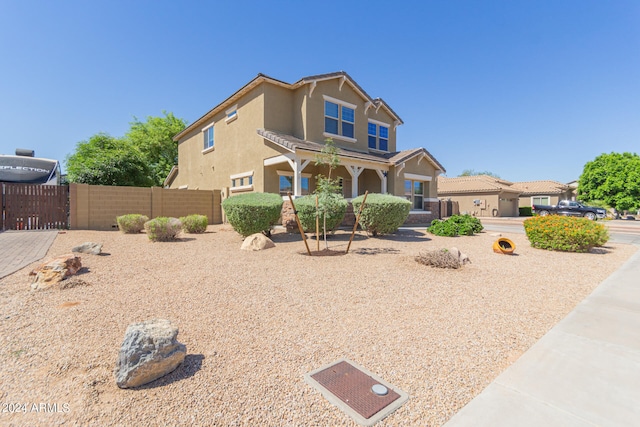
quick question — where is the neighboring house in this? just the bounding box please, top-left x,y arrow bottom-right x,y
167,71 -> 446,223
437,175 -> 520,217
511,180 -> 576,208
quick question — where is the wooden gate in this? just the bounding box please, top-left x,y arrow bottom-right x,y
1,184 -> 69,230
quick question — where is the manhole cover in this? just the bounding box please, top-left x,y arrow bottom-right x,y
305,358 -> 409,426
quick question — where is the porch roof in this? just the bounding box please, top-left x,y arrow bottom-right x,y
257,128 -> 445,172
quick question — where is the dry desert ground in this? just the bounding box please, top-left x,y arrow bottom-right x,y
0,224 -> 636,426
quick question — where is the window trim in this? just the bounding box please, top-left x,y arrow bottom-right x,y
230,170 -> 254,193
367,119 -> 391,152
225,104 -> 238,124
404,178 -> 428,211
323,95 -> 358,143
277,170 -> 311,196
202,123 -> 214,153
531,195 -> 550,206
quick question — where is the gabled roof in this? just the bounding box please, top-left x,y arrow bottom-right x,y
174,71 -> 403,141
510,180 -> 571,195
257,129 -> 444,172
438,175 -> 521,195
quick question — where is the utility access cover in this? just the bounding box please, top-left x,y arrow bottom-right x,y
305,358 -> 409,426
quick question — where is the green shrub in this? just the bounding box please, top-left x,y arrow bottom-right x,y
144,217 -> 182,241
427,214 -> 483,237
523,215 -> 608,252
352,193 -> 411,236
519,207 -> 533,217
415,249 -> 461,269
294,195 -> 347,234
116,214 -> 149,234
180,214 -> 208,234
222,192 -> 283,237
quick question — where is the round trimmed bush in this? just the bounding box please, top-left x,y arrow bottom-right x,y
144,217 -> 182,241
352,193 -> 411,236
222,192 -> 283,237
294,194 -> 347,234
524,215 -> 608,252
180,214 -> 208,233
116,214 -> 149,234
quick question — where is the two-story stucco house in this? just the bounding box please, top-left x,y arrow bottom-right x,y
166,71 -> 446,223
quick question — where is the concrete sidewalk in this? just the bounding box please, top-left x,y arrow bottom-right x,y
444,247 -> 640,426
0,230 -> 59,279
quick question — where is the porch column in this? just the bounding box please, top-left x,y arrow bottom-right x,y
375,169 -> 388,194
346,165 -> 364,197
287,158 -> 310,196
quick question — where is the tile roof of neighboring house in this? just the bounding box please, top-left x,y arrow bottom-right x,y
174,71 -> 403,141
257,129 -> 445,172
437,175 -> 521,195
511,180 -> 571,195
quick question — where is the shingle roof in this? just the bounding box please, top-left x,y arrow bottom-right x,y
438,175 -> 521,194
510,180 -> 570,195
257,129 -> 444,172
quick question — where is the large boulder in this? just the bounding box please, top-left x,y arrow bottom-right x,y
241,233 -> 275,251
72,242 -> 103,255
30,254 -> 82,291
115,319 -> 186,389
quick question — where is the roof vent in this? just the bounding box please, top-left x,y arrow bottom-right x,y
16,148 -> 35,157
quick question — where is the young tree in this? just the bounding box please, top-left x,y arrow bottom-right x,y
126,111 -> 187,186
65,133 -> 154,186
578,152 -> 640,213
314,138 -> 342,249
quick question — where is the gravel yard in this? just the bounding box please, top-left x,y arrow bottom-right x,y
0,225 -> 636,426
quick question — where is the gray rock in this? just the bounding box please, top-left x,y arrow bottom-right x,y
72,242 -> 103,255
241,233 -> 275,251
115,319 -> 186,388
448,247 -> 471,266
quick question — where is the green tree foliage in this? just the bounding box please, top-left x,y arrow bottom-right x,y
459,169 -> 501,178
578,152 -> 640,212
126,111 -> 187,186
65,133 -> 154,186
314,138 -> 343,248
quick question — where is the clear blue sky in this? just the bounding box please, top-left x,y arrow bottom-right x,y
1,0 -> 638,184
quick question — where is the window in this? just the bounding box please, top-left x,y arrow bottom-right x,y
278,171 -> 310,196
203,126 -> 214,150
323,96 -> 357,141
405,180 -> 425,210
225,105 -> 238,123
368,121 -> 390,151
230,171 -> 253,192
532,196 -> 550,206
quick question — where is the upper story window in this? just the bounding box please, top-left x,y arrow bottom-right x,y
323,95 -> 357,142
203,125 -> 214,151
225,105 -> 238,124
368,120 -> 390,152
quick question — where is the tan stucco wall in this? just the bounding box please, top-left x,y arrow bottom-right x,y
389,155 -> 438,201
301,79 -> 397,153
518,191 -> 574,207
69,183 -> 220,230
440,193 -> 501,217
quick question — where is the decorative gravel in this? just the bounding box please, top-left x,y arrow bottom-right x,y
0,225 -> 636,426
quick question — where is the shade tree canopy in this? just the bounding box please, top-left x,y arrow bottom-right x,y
578,152 -> 640,212
65,112 -> 187,187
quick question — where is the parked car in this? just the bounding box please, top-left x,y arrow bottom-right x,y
531,200 -> 606,220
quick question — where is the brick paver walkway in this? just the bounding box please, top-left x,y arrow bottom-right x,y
0,230 -> 58,279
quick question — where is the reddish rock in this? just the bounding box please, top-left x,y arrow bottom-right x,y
30,254 -> 82,290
